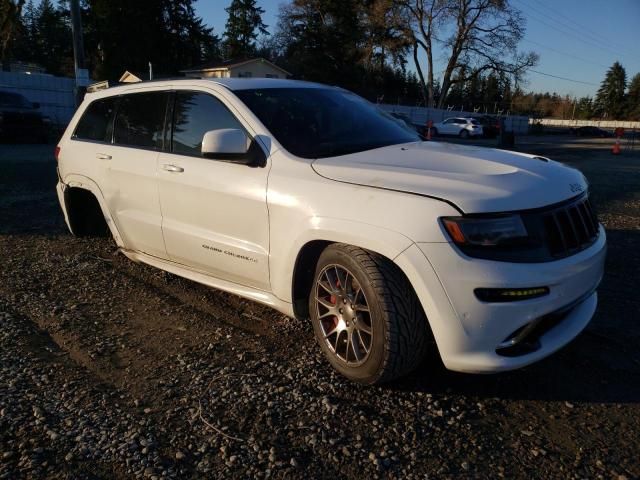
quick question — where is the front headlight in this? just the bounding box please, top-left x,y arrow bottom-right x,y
441,215 -> 529,247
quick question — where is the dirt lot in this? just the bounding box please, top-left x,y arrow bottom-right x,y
1,138 -> 639,479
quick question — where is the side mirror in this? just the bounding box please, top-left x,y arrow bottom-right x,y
202,128 -> 248,155
201,128 -> 266,167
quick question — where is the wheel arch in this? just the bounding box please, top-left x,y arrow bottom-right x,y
59,174 -> 123,245
283,220 -> 415,320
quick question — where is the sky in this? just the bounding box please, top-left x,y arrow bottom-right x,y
194,0 -> 640,98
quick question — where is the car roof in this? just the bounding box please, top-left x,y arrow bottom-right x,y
87,77 -> 330,100
445,117 -> 475,121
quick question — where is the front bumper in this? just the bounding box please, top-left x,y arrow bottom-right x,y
395,225 -> 606,373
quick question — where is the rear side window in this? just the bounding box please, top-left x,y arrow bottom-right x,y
114,92 -> 167,149
74,98 -> 117,142
172,92 -> 245,157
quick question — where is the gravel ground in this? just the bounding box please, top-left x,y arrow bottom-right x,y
1,141 -> 639,479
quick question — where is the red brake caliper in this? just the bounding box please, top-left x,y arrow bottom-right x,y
326,278 -> 340,332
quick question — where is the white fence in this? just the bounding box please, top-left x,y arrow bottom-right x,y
532,118 -> 640,129
0,71 -> 76,126
378,103 -> 531,134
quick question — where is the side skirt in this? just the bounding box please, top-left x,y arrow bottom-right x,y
120,249 -> 295,317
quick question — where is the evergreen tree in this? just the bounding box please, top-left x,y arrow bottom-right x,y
223,0 -> 268,59
86,0 -> 217,80
594,61 -> 627,119
31,0 -> 72,75
575,96 -> 594,119
626,73 -> 640,120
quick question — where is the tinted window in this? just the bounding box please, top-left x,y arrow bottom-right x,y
74,98 -> 117,142
443,119 -> 455,124
235,88 -> 419,159
172,92 -> 244,156
114,92 -> 167,149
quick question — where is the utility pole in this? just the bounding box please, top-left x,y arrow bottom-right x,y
70,0 -> 89,106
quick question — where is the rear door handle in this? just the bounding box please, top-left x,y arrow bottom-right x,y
162,164 -> 184,173
96,153 -> 112,160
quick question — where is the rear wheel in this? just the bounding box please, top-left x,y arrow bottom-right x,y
309,244 -> 429,384
459,129 -> 469,139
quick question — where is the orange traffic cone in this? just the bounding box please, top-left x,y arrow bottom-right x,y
612,140 -> 621,155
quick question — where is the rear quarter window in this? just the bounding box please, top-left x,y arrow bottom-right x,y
73,97 -> 117,142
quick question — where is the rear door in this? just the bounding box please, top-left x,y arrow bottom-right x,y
156,90 -> 270,290
100,91 -> 168,258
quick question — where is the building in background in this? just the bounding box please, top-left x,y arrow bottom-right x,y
180,58 -> 290,79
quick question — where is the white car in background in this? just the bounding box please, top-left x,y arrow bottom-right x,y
432,117 -> 483,138
55,78 -> 605,384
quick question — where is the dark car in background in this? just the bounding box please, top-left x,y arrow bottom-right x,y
0,90 -> 50,143
569,126 -> 612,138
476,115 -> 501,138
389,112 -> 424,136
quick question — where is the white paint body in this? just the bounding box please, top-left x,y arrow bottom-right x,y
56,78 -> 606,373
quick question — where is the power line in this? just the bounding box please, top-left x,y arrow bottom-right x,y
531,0 -> 632,53
522,38 -> 609,69
512,0 -> 632,59
527,68 -> 598,86
522,0 -> 621,51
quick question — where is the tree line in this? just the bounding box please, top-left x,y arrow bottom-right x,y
1,0 -> 639,120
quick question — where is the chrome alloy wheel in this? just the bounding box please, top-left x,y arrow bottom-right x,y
314,264 -> 373,365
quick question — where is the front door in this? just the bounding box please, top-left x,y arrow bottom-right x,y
157,90 -> 270,290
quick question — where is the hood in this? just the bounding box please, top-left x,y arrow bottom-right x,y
311,141 -> 587,214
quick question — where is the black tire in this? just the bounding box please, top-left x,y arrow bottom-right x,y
431,127 -> 438,137
309,243 -> 429,384
459,129 -> 469,139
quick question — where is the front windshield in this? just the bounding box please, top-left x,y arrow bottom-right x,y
234,87 -> 420,158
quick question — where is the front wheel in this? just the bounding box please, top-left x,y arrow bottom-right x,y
309,244 -> 429,384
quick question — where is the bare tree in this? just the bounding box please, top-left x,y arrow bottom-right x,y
403,0 -> 538,108
403,0 -> 448,106
0,0 -> 25,69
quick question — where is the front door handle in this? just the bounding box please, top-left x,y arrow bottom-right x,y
162,164 -> 184,173
96,153 -> 112,160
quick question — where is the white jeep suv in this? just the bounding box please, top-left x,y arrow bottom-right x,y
56,78 -> 606,384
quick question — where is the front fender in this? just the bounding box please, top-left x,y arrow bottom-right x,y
269,216 -> 414,303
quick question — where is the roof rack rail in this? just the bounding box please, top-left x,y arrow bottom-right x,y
86,75 -> 208,93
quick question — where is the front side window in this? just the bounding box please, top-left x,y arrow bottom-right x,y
74,97 -> 117,142
113,92 -> 167,149
172,92 -> 245,157
234,88 -> 419,159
